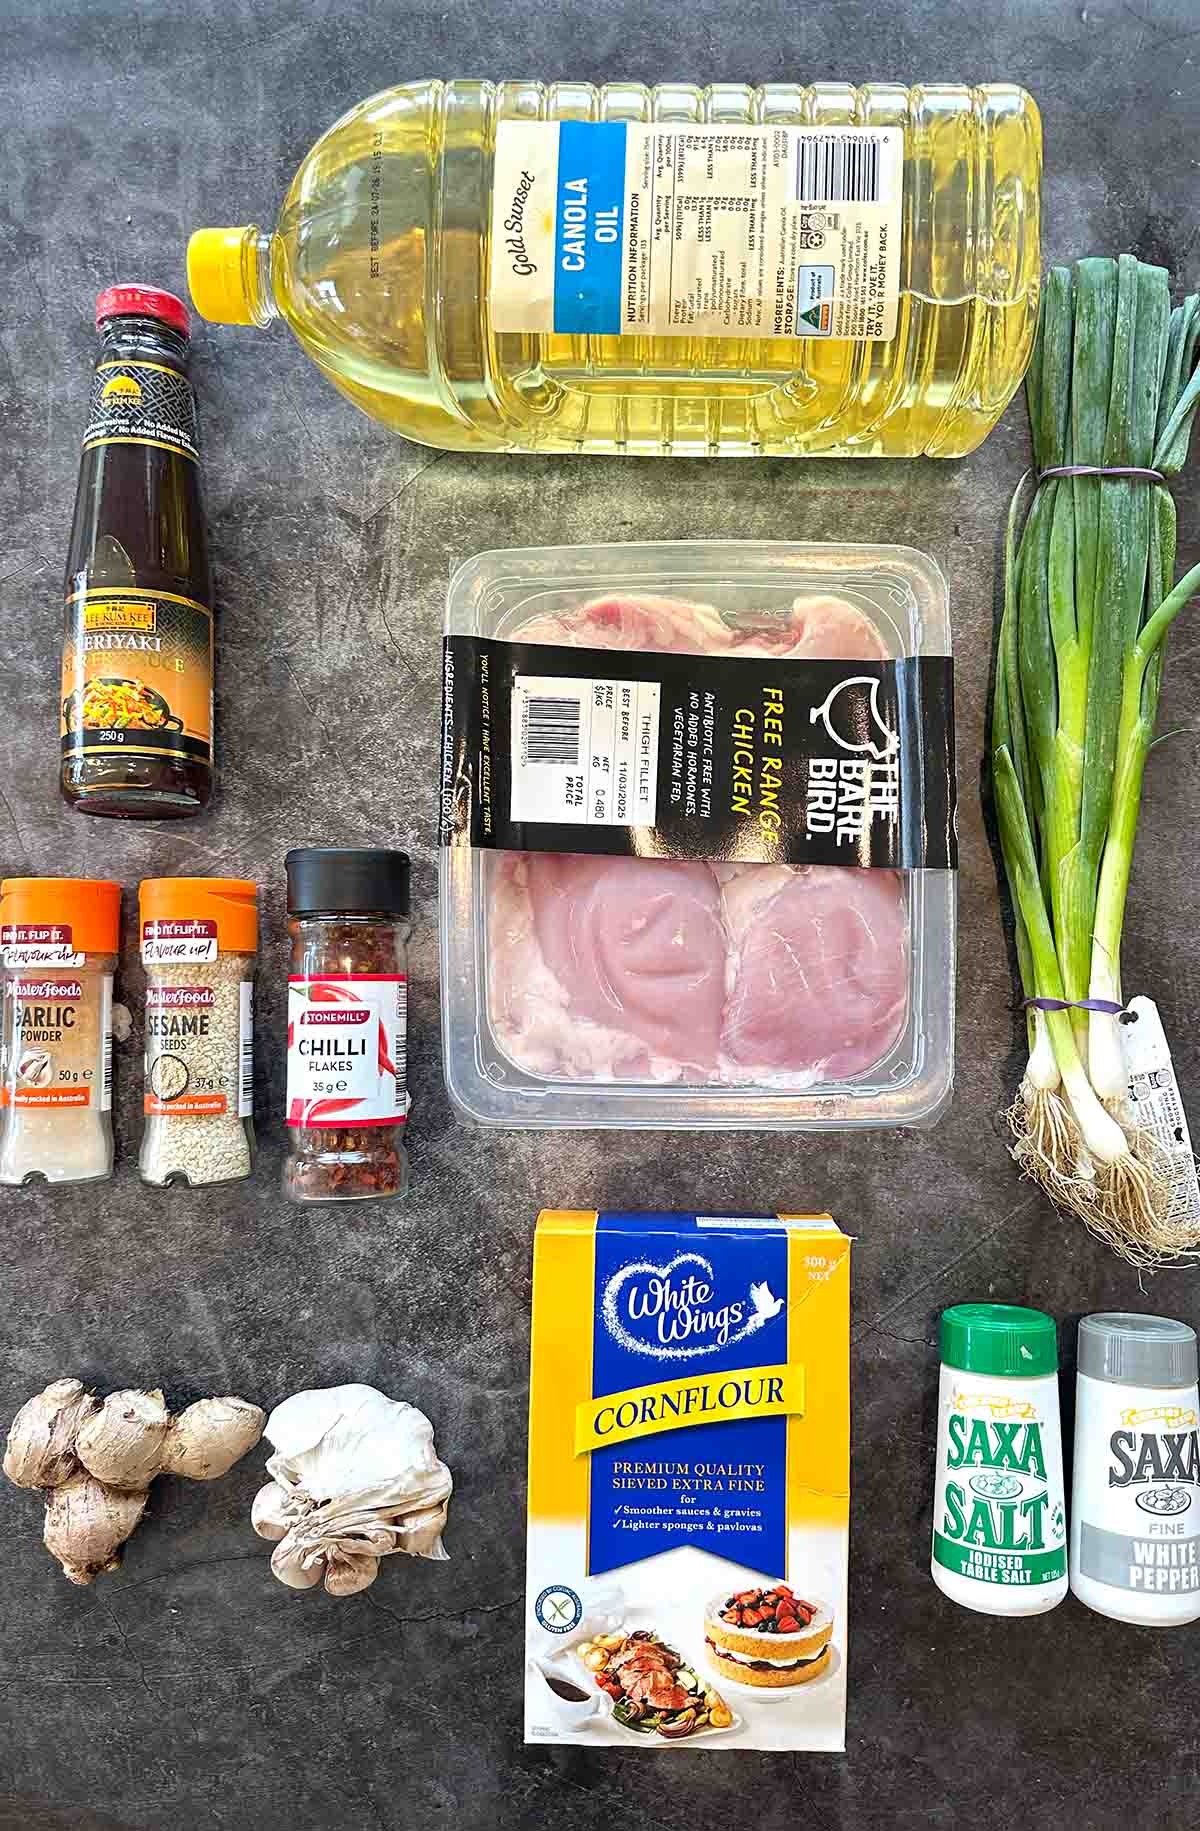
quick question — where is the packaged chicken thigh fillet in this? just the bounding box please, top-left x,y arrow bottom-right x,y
440,540 -> 955,1129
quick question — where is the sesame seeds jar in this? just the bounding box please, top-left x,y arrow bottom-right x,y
139,877 -> 257,1187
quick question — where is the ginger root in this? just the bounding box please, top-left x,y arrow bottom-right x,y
162,1397 -> 266,1481
3,1379 -> 98,1490
4,1378 -> 265,1584
43,1472 -> 148,1586
76,1389 -> 172,1487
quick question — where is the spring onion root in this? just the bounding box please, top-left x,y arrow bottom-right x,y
991,256 -> 1200,1264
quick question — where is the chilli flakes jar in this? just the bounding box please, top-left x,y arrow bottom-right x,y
284,848 -> 410,1203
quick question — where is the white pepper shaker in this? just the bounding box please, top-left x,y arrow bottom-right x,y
1071,1313 -> 1200,1626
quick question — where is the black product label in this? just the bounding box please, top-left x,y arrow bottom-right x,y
61,588 -> 213,766
83,360 -> 198,461
440,636 -> 956,869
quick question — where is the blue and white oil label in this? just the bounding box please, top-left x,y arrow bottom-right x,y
490,122 -> 902,341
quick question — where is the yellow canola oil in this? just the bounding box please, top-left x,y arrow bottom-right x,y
188,80 -> 1041,457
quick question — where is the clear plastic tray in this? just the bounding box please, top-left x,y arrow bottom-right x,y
440,540 -> 955,1130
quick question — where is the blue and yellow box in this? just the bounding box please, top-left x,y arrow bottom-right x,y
525,1209 -> 850,1750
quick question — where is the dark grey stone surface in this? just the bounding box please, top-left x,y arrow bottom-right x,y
2,3 -> 1200,1827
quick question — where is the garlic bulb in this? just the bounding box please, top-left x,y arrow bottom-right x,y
270,1541 -> 325,1589
250,1480 -> 294,1542
323,1550 -> 380,1597
253,1384 -> 452,1597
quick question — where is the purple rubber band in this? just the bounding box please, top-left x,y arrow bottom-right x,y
1038,463 -> 1165,485
1023,995 -> 1125,1015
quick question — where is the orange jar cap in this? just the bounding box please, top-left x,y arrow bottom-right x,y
139,877 -> 258,957
0,877 -> 121,957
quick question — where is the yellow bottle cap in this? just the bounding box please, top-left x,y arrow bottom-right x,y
187,227 -> 255,325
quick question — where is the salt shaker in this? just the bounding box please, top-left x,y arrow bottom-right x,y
931,1303 -> 1068,1615
1070,1313 -> 1200,1626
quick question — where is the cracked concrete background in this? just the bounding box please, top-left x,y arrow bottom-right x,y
2,2 -> 1200,1827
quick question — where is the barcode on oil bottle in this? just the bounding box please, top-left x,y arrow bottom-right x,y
523,695 -> 583,768
797,135 -> 882,204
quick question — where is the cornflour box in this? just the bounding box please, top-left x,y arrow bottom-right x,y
525,1210 -> 850,1751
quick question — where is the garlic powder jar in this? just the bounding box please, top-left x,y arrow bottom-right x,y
931,1303 -> 1067,1616
0,877 -> 119,1185
1070,1313 -> 1200,1626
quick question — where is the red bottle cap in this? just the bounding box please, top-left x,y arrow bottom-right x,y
95,285 -> 190,337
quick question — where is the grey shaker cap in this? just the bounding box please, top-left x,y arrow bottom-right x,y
1077,1313 -> 1198,1388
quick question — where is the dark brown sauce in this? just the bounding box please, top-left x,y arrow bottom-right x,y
542,1672 -> 589,1703
61,309 -> 213,819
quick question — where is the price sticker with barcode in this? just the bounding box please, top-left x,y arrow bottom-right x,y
511,674 -> 661,827
1120,996 -> 1200,1227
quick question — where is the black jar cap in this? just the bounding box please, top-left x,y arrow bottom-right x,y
285,848 -> 410,917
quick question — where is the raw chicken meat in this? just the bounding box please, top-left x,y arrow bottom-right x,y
488,590 -> 909,1086
510,588 -> 888,664
718,864 -> 909,1081
490,852 -> 726,1080
512,592 -> 734,655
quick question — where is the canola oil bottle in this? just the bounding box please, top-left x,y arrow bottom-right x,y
188,80 -> 1041,457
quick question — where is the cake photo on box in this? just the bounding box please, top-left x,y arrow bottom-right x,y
704,1583 -> 833,1689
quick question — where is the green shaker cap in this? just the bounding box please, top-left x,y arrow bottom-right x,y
940,1303 -> 1058,1377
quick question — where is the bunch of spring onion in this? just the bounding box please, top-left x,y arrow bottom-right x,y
992,255 -> 1200,1264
